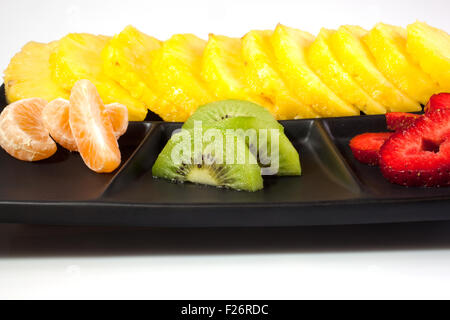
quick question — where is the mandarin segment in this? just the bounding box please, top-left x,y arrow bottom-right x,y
0,98 -> 57,161
43,99 -> 128,152
42,99 -> 78,151
69,80 -> 121,173
105,103 -> 129,139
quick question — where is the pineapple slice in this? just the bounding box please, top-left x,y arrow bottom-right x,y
329,26 -> 421,112
151,34 -> 214,122
201,34 -> 273,109
50,33 -> 148,121
363,23 -> 439,105
271,24 -> 359,117
407,21 -> 450,91
102,25 -> 162,111
307,29 -> 386,115
242,30 -> 317,120
4,41 -> 69,103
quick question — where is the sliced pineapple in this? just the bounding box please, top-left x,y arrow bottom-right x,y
50,33 -> 148,121
151,34 -> 214,122
363,23 -> 439,105
4,41 -> 69,103
407,21 -> 450,91
271,24 -> 359,117
329,25 -> 421,112
307,28 -> 386,115
102,25 -> 162,111
242,30 -> 317,120
201,34 -> 273,109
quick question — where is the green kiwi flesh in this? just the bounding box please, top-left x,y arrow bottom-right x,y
211,117 -> 301,176
183,100 -> 282,130
152,129 -> 264,192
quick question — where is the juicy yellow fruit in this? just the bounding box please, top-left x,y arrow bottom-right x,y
242,30 -> 317,120
50,33 -> 148,121
272,24 -> 359,117
4,41 -> 69,103
201,34 -> 273,109
407,21 -> 450,91
102,25 -> 162,111
363,23 -> 439,105
308,28 -> 386,115
329,25 -> 421,112
151,34 -> 214,122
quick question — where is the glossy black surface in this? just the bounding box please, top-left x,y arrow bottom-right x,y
0,85 -> 449,227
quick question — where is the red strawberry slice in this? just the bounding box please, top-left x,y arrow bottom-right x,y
350,132 -> 393,166
425,93 -> 450,113
386,112 -> 420,132
379,108 -> 450,187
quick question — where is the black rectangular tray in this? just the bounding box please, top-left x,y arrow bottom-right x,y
1,86 -> 449,227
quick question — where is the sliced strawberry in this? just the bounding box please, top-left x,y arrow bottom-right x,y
349,133 -> 393,166
386,112 -> 420,132
425,93 -> 450,113
379,108 -> 450,187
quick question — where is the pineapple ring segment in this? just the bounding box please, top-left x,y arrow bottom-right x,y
4,22 -> 449,122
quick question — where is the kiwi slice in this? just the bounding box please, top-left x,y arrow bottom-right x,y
212,117 -> 301,176
183,100 -> 282,130
152,129 -> 264,192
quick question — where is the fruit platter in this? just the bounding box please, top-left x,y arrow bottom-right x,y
0,21 -> 449,227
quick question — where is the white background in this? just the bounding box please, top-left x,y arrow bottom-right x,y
0,0 -> 449,69
0,0 -> 450,300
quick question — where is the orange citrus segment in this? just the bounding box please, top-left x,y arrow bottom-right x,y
105,103 -> 129,139
69,80 -> 121,173
42,99 -> 78,151
0,98 -> 57,161
43,99 -> 128,152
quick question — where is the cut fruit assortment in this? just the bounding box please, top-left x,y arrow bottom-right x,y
4,21 -> 449,122
350,93 -> 450,187
0,20 -> 449,191
0,80 -> 129,173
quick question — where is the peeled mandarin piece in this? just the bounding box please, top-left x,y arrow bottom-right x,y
105,103 -> 129,139
0,98 -> 57,161
42,99 -> 78,151
43,99 -> 128,152
69,80 -> 121,173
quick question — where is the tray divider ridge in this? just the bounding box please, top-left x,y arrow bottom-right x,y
311,119 -> 365,194
100,122 -> 164,197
